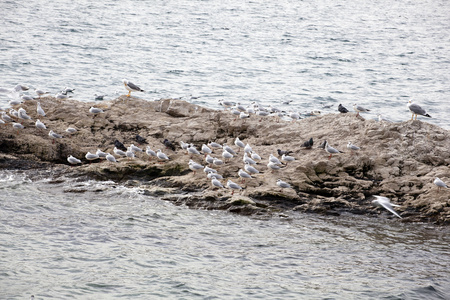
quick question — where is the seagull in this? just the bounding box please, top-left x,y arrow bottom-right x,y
250,151 -> 262,161
372,196 -> 402,219
122,79 -> 144,97
89,107 -> 104,114
281,154 -> 295,165
207,141 -> 222,151
227,179 -> 243,195
267,161 -> 282,173
145,146 -> 157,160
218,100 -> 235,110
94,93 -> 105,100
106,153 -> 117,163
244,162 -> 260,175
156,149 -> 169,162
222,150 -> 234,161
187,144 -> 201,155
12,122 -> 24,133
213,157 -> 224,166
238,169 -> 253,183
48,130 -> 63,143
276,179 -> 291,189
269,154 -> 282,165
203,166 -> 217,174
324,141 -> 343,160
223,144 -> 237,155
96,149 -> 107,159
300,137 -> 314,149
207,172 -> 223,179
130,144 -> 143,153
433,177 -> 448,191
205,154 -> 215,164
244,143 -> 252,154
85,151 -> 99,162
62,87 -> 75,94
407,100 -> 431,120
21,95 -> 34,101
13,84 -> 29,92
66,127 -> 77,135
35,119 -> 46,130
239,111 -> 250,121
347,141 -> 360,154
211,176 -> 224,189
180,141 -> 190,151
377,114 -> 392,123
234,137 -> 245,152
189,160 -> 204,175
126,147 -> 135,160
67,155 -> 82,165
353,104 -> 370,117
18,108 -> 31,122
36,102 -> 46,117
201,144 -> 212,155
113,146 -> 127,157
55,93 -> 70,100
243,152 -> 256,165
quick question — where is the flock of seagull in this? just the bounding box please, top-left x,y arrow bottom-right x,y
1,81 -> 447,219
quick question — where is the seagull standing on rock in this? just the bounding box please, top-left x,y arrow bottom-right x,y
276,179 -> 291,189
433,177 -> 448,191
353,104 -> 370,117
347,141 -> 360,155
156,149 -> 169,163
67,155 -> 82,165
122,79 -> 144,97
324,141 -> 343,160
407,100 -> 431,120
227,179 -> 243,195
48,130 -> 63,143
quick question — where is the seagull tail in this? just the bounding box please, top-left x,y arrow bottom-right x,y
425,114 -> 431,118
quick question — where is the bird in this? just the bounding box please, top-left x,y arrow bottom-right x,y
201,144 -> 212,155
122,79 -> 144,97
244,162 -> 260,175
130,144 -> 143,153
269,154 -> 282,165
207,142 -> 222,151
300,137 -> 314,149
276,179 -> 291,189
89,107 -> 104,114
347,141 -> 361,154
12,122 -> 24,133
226,179 -> 243,195
96,149 -> 108,158
239,111 -> 250,121
243,152 -> 256,165
205,154 -> 214,164
48,130 -> 63,143
113,146 -> 127,157
55,93 -> 70,100
213,157 -> 224,167
372,196 -> 402,219
18,108 -> 31,122
145,146 -> 157,160
281,154 -> 295,165
61,87 -> 75,94
234,137 -> 245,152
163,139 -> 176,151
267,161 -> 282,173
36,102 -> 46,117
21,95 -> 34,101
407,100 -> 431,120
218,100 -> 235,110
238,169 -> 253,183
203,166 -> 217,174
222,150 -> 234,162
433,177 -> 448,191
135,134 -> 148,145
85,151 -> 99,162
187,144 -> 201,155
210,176 -> 224,189
67,155 -> 82,165
125,147 -> 135,160
207,172 -> 223,180
156,149 -> 169,162
188,160 -> 204,174
114,140 -> 127,151
94,93 -> 105,100
1,112 -> 14,123
277,149 -> 293,156
338,104 -> 349,113
250,151 -> 262,161
223,144 -> 237,155
353,104 -> 370,117
244,143 -> 252,154
106,153 -> 117,163
324,141 -> 343,159
179,141 -> 190,151
66,127 -> 77,136
35,119 -> 46,130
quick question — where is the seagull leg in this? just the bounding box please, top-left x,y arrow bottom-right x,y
127,91 -> 131,97
328,154 -> 332,160
411,113 -> 414,120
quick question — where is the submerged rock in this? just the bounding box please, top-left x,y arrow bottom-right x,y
0,96 -> 449,224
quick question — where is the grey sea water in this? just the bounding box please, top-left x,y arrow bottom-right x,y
1,0 -> 450,299
1,172 -> 449,299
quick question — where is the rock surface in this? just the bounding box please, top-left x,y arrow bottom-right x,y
1,96 -> 449,224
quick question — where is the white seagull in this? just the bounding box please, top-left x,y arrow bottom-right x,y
156,149 -> 169,162
353,104 -> 370,117
324,141 -> 343,160
227,179 -> 243,195
145,146 -> 157,160
67,155 -> 82,165
234,137 -> 245,152
433,177 -> 448,191
372,196 -> 402,219
37,102 -> 46,117
347,141 -> 360,154
123,79 -> 144,97
407,100 -> 431,120
276,179 -> 291,189
211,176 -> 224,189
35,119 -> 46,130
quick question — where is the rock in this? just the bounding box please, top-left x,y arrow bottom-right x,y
1,96 -> 450,225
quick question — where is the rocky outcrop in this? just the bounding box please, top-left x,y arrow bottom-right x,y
1,96 -> 449,224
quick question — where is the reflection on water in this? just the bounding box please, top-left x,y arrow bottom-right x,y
0,172 -> 449,299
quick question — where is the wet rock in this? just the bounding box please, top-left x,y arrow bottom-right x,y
1,96 -> 450,224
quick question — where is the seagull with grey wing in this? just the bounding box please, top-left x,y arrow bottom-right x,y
433,177 -> 448,191
122,79 -> 144,97
353,104 -> 370,117
407,100 -> 431,120
372,196 -> 402,219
